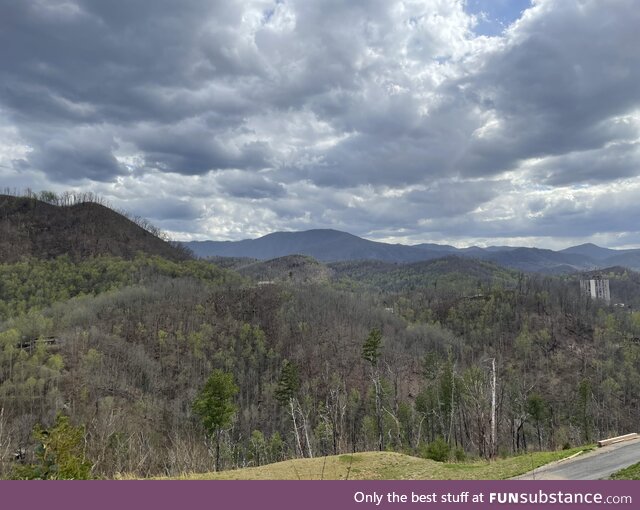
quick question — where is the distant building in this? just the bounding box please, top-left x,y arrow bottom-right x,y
580,276 -> 610,303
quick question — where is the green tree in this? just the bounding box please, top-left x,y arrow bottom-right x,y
38,190 -> 59,205
362,328 -> 384,451
526,393 -> 548,451
192,369 -> 238,471
275,360 -> 299,404
361,328 -> 382,366
275,360 -> 305,457
12,414 -> 92,479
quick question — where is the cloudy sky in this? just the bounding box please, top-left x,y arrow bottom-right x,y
1,0 -> 639,249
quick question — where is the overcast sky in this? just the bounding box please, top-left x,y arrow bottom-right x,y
1,0 -> 639,249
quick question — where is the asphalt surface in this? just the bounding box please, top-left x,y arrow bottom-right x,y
514,438 -> 640,480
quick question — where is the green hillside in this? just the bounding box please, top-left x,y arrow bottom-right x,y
144,448 -> 589,480
2,196 -> 640,480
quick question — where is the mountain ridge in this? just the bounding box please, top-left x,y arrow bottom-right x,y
183,229 -> 640,273
0,194 -> 190,263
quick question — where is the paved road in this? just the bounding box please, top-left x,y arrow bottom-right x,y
514,438 -> 640,480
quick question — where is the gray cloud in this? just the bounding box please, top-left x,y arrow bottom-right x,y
215,170 -> 286,199
1,0 -> 639,246
28,126 -> 126,183
530,142 -> 640,185
403,179 -> 507,217
408,183 -> 640,245
120,197 -> 202,222
131,122 -> 271,175
456,0 -> 640,180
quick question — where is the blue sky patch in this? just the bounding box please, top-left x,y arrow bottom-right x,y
466,0 -> 532,36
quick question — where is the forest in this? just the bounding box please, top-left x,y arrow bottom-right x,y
1,245 -> 640,478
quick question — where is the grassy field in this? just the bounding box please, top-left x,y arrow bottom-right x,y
610,462 -> 640,480
138,447 -> 590,480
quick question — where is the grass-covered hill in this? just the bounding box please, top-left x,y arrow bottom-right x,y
0,194 -> 189,263
144,448 -> 588,480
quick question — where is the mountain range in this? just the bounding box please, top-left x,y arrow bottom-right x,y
2,193 -> 639,274
183,229 -> 640,273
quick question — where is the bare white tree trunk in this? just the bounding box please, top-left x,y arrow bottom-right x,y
297,403 -> 314,459
0,408 -> 12,477
490,358 -> 497,458
289,399 -> 304,458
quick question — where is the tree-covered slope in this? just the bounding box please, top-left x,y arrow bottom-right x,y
0,194 -> 190,263
330,256 -> 519,293
2,251 -> 640,479
236,255 -> 333,284
1,196 -> 640,479
0,255 -> 241,322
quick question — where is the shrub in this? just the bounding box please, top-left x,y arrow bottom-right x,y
420,437 -> 450,462
11,414 -> 92,479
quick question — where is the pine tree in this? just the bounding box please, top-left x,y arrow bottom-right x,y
361,328 -> 382,366
192,369 -> 238,471
275,360 -> 299,404
275,360 -> 306,457
362,328 -> 384,451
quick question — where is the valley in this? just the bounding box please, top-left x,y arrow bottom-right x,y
1,194 -> 640,479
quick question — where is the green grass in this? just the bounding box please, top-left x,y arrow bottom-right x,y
138,447 -> 590,480
610,462 -> 640,480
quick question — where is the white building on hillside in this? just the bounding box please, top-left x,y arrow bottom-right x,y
580,276 -> 610,303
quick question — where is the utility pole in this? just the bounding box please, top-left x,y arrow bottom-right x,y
490,358 -> 496,459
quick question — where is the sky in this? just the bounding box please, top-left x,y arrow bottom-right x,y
1,0 -> 639,249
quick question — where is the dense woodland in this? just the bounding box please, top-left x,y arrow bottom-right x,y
1,195 -> 640,478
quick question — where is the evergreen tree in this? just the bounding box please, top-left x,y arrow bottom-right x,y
192,369 -> 238,471
361,328 -> 382,366
275,360 -> 299,404
276,360 -> 306,457
362,328 -> 384,450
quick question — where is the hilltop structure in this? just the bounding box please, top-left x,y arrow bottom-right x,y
580,276 -> 611,303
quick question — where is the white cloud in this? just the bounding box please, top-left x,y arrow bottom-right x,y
0,0 -> 639,248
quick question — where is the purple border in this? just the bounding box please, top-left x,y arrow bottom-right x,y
1,480 -> 638,510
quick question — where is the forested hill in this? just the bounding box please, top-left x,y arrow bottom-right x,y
2,192 -> 640,481
329,256 -> 519,292
0,194 -> 190,263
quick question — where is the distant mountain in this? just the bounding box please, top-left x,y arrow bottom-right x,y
0,194 -> 190,263
560,243 -> 622,261
413,242 -> 458,253
185,229 -> 444,263
601,252 -> 640,270
477,247 -> 597,273
182,229 -> 640,273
